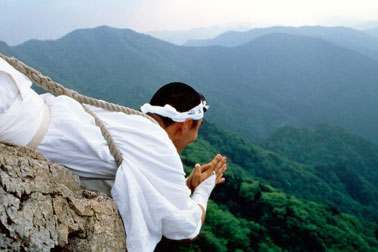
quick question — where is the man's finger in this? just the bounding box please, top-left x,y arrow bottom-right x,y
200,163 -> 212,172
217,178 -> 226,184
194,164 -> 202,174
214,157 -> 225,175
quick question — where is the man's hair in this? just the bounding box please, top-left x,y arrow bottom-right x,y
149,82 -> 203,127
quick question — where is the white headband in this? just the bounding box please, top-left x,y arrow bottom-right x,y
141,102 -> 209,122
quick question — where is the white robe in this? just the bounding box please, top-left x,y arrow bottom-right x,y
0,58 -> 202,252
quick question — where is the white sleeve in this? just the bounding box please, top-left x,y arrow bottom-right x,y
191,174 -> 216,211
0,71 -> 19,113
0,60 -> 44,146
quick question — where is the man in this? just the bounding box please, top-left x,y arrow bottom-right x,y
0,57 -> 226,252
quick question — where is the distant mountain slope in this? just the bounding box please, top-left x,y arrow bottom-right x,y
262,123 -> 378,209
1,26 -> 377,144
221,33 -> 378,143
365,27 -> 378,38
196,121 -> 378,221
0,26 -> 190,105
146,26 -> 246,45
262,123 -> 378,171
173,120 -> 378,250
185,26 -> 378,61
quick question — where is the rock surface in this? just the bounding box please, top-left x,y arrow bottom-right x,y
0,142 -> 126,251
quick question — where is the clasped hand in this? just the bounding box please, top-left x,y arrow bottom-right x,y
186,154 -> 227,193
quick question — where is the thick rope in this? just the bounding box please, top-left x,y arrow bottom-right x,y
0,52 -> 158,167
82,105 -> 123,167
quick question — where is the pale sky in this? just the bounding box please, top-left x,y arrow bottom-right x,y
0,0 -> 377,45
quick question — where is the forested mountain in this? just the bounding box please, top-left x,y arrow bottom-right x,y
184,26 -> 378,61
0,26 -> 377,250
197,121 -> 378,222
262,123 -> 378,174
1,26 -> 377,144
262,123 -> 378,217
169,121 -> 378,251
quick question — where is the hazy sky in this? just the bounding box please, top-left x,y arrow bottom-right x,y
1,0 -> 377,45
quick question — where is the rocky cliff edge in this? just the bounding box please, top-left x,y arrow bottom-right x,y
0,141 -> 126,251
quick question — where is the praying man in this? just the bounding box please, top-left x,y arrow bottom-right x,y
0,57 -> 227,252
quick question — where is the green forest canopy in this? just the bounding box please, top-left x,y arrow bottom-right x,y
166,121 -> 378,251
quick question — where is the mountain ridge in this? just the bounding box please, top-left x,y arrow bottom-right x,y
185,26 -> 378,61
1,25 -> 377,144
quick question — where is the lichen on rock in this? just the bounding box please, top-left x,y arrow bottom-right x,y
0,142 -> 126,251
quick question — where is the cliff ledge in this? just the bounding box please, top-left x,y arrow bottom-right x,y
0,141 -> 126,251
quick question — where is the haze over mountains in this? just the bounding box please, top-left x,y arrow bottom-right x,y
147,25 -> 250,45
1,25 -> 377,144
184,26 -> 378,61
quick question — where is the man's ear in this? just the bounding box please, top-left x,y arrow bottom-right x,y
183,118 -> 193,130
172,121 -> 184,136
176,118 -> 192,136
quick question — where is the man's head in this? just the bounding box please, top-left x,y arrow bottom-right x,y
142,82 -> 208,127
141,82 -> 209,152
